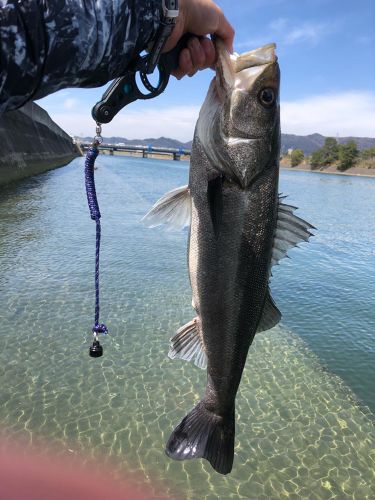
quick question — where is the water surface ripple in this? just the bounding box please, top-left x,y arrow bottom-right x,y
0,157 -> 374,498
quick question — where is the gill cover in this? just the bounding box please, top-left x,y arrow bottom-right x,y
197,41 -> 280,188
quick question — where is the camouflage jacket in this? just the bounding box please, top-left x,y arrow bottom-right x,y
0,0 -> 162,112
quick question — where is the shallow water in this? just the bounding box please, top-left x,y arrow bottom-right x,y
0,157 -> 374,498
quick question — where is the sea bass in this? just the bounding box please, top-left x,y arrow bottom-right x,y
143,41 -> 313,474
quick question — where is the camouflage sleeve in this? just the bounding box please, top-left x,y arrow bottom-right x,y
0,0 -> 162,112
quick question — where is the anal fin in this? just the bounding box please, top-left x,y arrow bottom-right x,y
168,318 -> 207,369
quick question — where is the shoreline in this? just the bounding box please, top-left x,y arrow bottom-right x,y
99,150 -> 190,161
280,164 -> 375,179
99,150 -> 375,178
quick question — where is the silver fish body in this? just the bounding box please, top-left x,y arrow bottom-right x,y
143,41 -> 313,474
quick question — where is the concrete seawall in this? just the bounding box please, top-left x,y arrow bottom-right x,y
0,102 -> 80,186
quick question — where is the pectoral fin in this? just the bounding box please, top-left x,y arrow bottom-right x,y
141,185 -> 191,230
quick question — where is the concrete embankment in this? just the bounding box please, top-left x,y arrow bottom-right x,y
0,102 -> 80,186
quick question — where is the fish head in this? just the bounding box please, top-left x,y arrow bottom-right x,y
197,40 -> 280,188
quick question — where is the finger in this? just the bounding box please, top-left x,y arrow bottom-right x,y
181,47 -> 194,75
187,37 -> 206,69
172,67 -> 184,80
200,37 -> 216,68
214,10 -> 235,52
172,47 -> 193,79
184,2 -> 235,52
173,37 -> 216,78
187,59 -> 199,77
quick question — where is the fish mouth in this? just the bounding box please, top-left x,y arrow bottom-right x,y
215,40 -> 277,93
232,44 -> 277,71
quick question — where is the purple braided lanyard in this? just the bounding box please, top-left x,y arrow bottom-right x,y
85,142 -> 108,345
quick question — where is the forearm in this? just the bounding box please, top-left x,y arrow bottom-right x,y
0,0 -> 162,112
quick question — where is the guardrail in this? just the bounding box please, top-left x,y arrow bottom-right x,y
79,142 -> 191,161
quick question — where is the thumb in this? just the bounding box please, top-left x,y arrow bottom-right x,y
184,1 -> 234,52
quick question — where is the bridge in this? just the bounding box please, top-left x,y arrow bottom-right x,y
79,142 -> 191,161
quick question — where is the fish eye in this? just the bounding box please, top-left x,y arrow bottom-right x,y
258,88 -> 276,108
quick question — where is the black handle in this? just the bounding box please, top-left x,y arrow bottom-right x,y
158,33 -> 194,73
92,34 -> 195,124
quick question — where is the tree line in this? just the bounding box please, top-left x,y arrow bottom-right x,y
288,138 -> 375,171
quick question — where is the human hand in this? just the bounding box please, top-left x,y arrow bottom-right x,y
163,0 -> 235,79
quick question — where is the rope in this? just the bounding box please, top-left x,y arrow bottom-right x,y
84,143 -> 108,338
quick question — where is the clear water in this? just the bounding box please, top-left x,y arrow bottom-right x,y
0,157 -> 374,498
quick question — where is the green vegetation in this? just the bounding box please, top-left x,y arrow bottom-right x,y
358,147 -> 375,169
361,147 -> 375,161
361,148 -> 375,168
311,137 -> 339,169
282,141 -> 375,173
308,139 -> 375,172
290,149 -> 304,167
310,149 -> 325,169
337,140 -> 359,171
322,137 -> 340,164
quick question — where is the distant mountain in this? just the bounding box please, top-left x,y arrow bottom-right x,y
80,136 -> 193,149
77,133 -> 375,156
280,133 -> 375,155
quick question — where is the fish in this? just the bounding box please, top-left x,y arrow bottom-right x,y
142,40 -> 314,474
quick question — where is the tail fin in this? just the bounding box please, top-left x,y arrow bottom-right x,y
165,401 -> 235,475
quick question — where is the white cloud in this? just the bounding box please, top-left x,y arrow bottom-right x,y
48,105 -> 200,141
62,98 -> 78,109
269,17 -> 288,32
283,22 -> 327,45
237,17 -> 331,49
271,17 -> 329,46
281,91 -> 375,137
42,92 -> 375,141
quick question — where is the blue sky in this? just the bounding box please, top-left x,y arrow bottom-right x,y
37,0 -> 375,141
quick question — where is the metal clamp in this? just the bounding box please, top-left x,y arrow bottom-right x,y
92,33 -> 193,124
94,122 -> 103,144
162,0 -> 179,18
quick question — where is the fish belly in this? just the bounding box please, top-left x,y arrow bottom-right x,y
189,159 -> 278,415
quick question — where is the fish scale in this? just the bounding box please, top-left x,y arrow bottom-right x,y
143,39 -> 314,474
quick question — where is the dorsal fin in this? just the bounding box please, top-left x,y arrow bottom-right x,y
271,198 -> 315,266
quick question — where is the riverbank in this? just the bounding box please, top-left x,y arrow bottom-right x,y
280,162 -> 375,178
99,149 -> 190,161
0,102 -> 80,186
98,148 -> 375,176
